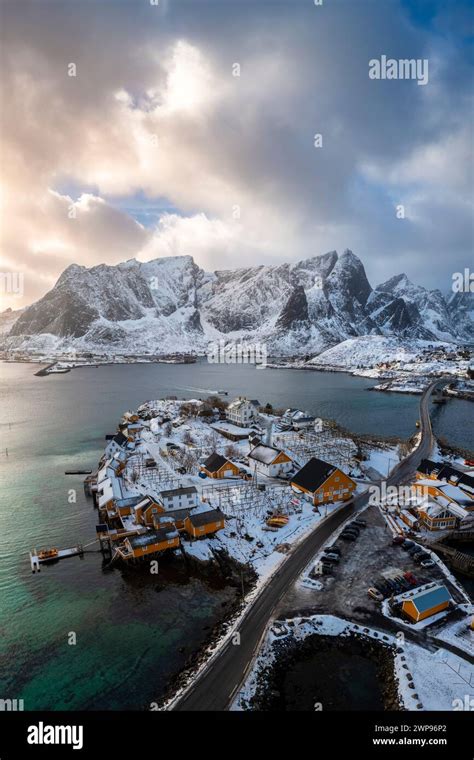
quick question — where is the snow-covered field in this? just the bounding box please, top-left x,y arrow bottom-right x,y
307,336 -> 470,378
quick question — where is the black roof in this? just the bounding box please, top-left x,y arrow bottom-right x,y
160,486 -> 197,498
158,507 -> 191,521
418,459 -> 474,490
203,452 -> 229,473
188,509 -> 224,528
291,457 -> 336,492
113,431 -> 127,447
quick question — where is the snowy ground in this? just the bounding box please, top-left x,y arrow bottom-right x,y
434,610 -> 474,658
307,336 -> 469,377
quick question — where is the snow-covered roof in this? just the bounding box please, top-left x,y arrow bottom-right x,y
248,444 -> 287,465
446,502 -> 470,519
400,510 -> 418,525
419,502 -> 449,519
128,528 -> 178,548
227,396 -> 258,411
133,496 -> 154,511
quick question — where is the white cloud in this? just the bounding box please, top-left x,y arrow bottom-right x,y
0,0 -> 472,309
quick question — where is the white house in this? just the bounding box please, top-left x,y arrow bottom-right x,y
248,443 -> 293,478
282,408 -> 316,430
159,486 -> 199,511
226,397 -> 260,428
104,431 -> 128,458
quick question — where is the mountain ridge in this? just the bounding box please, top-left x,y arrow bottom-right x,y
4,250 -> 473,356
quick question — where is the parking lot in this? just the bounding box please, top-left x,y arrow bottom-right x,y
279,505 -> 465,629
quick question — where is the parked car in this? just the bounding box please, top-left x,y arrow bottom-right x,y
324,546 -> 341,556
420,559 -> 435,568
414,553 -> 430,564
323,554 -> 339,564
353,519 -> 367,528
367,587 -> 384,602
403,571 -> 417,585
346,524 -> 360,533
402,540 -> 415,551
340,533 -> 357,542
395,576 -> 410,590
342,527 -> 359,537
320,564 -> 333,575
392,535 -> 405,545
198,471 -> 208,479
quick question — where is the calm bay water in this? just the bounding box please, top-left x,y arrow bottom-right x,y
0,360 -> 472,710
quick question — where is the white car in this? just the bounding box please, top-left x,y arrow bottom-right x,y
420,559 -> 435,568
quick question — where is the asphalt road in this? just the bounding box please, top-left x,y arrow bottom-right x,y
173,379 -> 445,711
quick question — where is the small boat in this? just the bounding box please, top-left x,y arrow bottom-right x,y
415,420 -> 420,428
37,548 -> 59,561
266,516 -> 289,528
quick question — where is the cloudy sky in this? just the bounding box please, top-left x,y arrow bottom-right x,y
0,0 -> 472,310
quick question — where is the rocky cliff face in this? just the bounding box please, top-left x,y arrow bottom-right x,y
5,250 -> 472,356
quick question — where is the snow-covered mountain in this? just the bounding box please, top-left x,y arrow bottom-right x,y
4,250 -> 473,357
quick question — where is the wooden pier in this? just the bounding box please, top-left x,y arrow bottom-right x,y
29,545 -> 84,573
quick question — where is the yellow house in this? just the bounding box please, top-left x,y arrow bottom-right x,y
290,457 -> 356,505
401,584 -> 452,623
416,499 -> 458,532
133,496 -> 163,526
414,479 -> 472,512
153,508 -> 191,531
114,497 -> 139,518
120,526 -> 180,560
184,509 -> 225,538
201,453 -> 239,479
417,459 -> 474,502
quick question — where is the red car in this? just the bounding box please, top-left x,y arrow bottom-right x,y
392,535 -> 405,545
403,571 -> 418,586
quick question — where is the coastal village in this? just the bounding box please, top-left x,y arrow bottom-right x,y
35,390 -> 473,599
84,395 -> 360,570
30,391 -> 474,711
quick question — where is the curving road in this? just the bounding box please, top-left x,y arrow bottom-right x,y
172,379 -> 446,711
